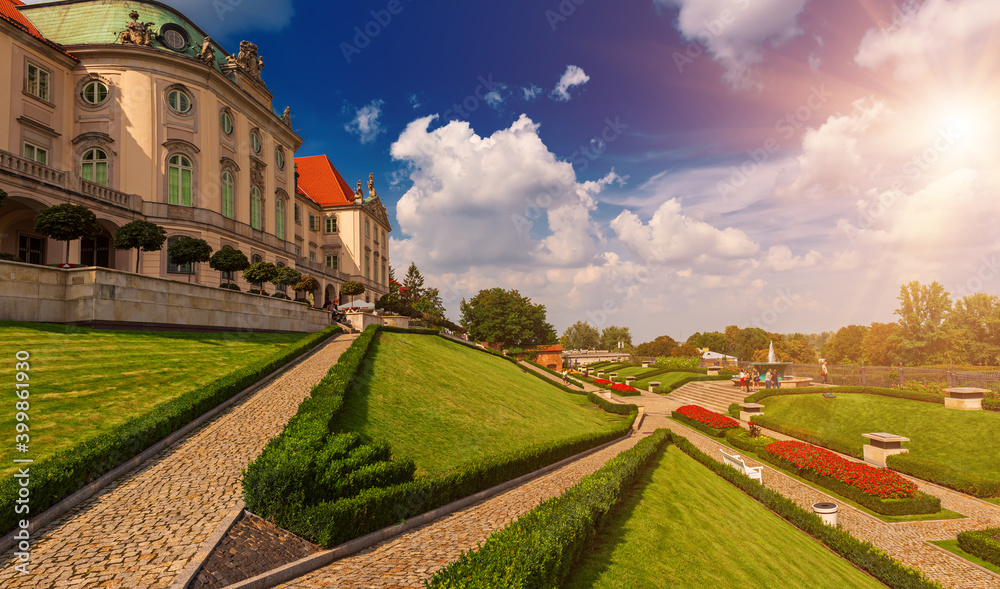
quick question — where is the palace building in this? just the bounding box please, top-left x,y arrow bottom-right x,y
0,0 -> 391,306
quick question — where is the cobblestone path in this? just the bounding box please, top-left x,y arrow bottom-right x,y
0,333 -> 357,588
278,432 -> 645,588
648,413 -> 1000,589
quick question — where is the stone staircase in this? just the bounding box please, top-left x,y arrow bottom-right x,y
666,380 -> 750,414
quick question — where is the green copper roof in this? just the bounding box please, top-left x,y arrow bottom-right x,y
19,0 -> 228,72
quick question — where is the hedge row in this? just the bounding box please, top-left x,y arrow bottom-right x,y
655,374 -> 732,394
296,424 -> 636,547
670,411 -> 732,438
957,527 -> 1000,568
587,392 -> 638,416
427,430 -> 671,588
886,454 -> 1000,498
745,386 -> 946,406
0,325 -> 342,536
670,434 -> 943,589
728,402 -> 741,419
526,359 -> 584,388
724,428 -> 777,454
754,449 -> 942,516
750,416 -> 864,459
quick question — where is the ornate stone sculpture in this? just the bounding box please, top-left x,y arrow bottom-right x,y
250,160 -> 264,189
355,180 -> 364,201
227,40 -> 265,80
368,173 -> 376,198
120,10 -> 154,46
282,106 -> 291,127
197,36 -> 216,67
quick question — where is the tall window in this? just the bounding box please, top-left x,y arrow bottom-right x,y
168,155 -> 193,206
275,199 -> 286,240
26,63 -> 50,101
221,171 -> 235,218
220,111 -> 233,135
325,254 -> 338,270
325,216 -> 337,233
373,225 -> 379,243
250,187 -> 263,230
365,254 -> 370,279
81,148 -> 109,186
294,203 -> 301,225
382,229 -> 386,245
365,219 -> 370,238
250,131 -> 261,154
23,143 -> 48,165
167,236 -> 191,274
382,262 -> 386,285
309,214 -> 319,232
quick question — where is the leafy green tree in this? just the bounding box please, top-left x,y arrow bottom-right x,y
113,220 -> 167,273
947,293 -> 1000,365
599,325 -> 632,351
272,266 -> 302,297
401,262 -> 425,305
243,261 -> 278,293
634,335 -> 678,357
862,322 -> 899,366
893,281 -> 953,365
293,274 -> 319,300
686,331 -> 729,354
559,321 -> 601,350
33,203 -> 102,265
341,280 -> 365,298
820,325 -> 867,364
413,286 -> 445,318
728,327 -> 769,363
167,237 -> 212,282
208,247 -> 249,286
459,288 -> 555,347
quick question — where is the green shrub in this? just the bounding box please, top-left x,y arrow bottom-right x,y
886,454 -> 1000,498
725,428 -> 776,454
0,325 -> 342,536
271,292 -> 290,299
427,430 -> 671,588
218,282 -> 241,291
656,374 -> 732,394
654,356 -> 700,370
957,528 -> 1000,568
985,398 -> 1000,411
754,449 -> 941,516
728,402 -> 741,419
588,392 -> 638,415
670,434 -> 942,589
670,411 -> 732,438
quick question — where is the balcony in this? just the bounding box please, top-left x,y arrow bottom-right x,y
0,149 -> 68,187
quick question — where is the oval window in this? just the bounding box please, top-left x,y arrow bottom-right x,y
167,89 -> 191,114
81,80 -> 109,105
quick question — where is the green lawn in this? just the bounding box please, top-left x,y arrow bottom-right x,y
608,365 -> 660,382
929,540 -> 1000,576
635,371 -> 703,389
0,322 -> 306,478
564,445 -> 886,589
761,393 -> 1000,481
334,332 -> 628,476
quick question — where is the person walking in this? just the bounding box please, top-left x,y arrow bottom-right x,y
739,368 -> 747,392
562,369 -> 569,385
821,360 -> 829,384
751,367 -> 760,391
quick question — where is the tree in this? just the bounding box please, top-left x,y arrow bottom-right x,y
634,335 -> 678,357
728,327 -> 769,363
560,321 -> 601,350
293,274 -> 319,300
208,247 -> 249,286
893,281 -> 953,365
947,293 -> 1000,365
341,280 -> 365,299
599,325 -> 632,351
113,220 -> 167,273
243,261 -> 278,293
272,266 -> 302,298
167,237 -> 212,282
0,188 -> 6,209
459,288 -> 556,347
401,262 -> 425,305
413,286 -> 445,318
777,333 -> 819,364
862,322 -> 899,366
820,325 -> 867,364
33,203 -> 102,265
686,331 -> 729,355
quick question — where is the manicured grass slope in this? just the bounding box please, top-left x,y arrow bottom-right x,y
0,321 -> 305,478
635,371 -> 703,389
762,393 -> 1000,480
565,445 -> 885,589
334,332 -> 628,476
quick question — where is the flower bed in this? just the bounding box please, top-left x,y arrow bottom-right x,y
610,383 -> 641,396
671,405 -> 740,438
758,441 -> 941,516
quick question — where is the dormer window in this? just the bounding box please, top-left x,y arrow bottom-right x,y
160,25 -> 189,51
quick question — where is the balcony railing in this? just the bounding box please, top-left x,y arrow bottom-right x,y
82,180 -> 135,210
0,150 -> 68,186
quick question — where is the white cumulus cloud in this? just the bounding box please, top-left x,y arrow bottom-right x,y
344,99 -> 385,144
551,65 -> 590,101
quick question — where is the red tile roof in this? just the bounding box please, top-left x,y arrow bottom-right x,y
295,155 -> 357,207
535,345 -> 565,352
1,0 -> 77,60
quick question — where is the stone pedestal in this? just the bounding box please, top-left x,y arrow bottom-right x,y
739,402 -> 764,423
597,370 -> 604,376
648,381 -> 660,393
944,387 -> 986,411
626,376 -> 636,383
609,372 -> 618,379
642,362 -> 651,368
707,367 -> 720,376
862,432 -> 909,467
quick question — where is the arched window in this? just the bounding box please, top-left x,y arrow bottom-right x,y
251,254 -> 262,264
168,155 -> 193,206
81,148 -> 109,186
250,187 -> 263,230
221,171 -> 235,218
275,198 -> 285,240
167,236 -> 191,274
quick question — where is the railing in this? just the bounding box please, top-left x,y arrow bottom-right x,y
82,180 -> 134,210
0,150 -> 68,186
782,362 -> 1000,391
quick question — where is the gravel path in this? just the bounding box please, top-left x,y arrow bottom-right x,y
0,333 -> 357,588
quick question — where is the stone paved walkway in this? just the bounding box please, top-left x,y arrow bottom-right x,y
0,333 -> 357,588
277,432 -> 645,588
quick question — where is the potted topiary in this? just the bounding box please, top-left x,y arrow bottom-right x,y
113,220 -> 167,273
209,247 -> 250,290
167,237 -> 212,282
33,203 -> 102,267
243,261 -> 278,295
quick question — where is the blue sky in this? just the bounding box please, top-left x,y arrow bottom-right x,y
31,0 -> 1000,342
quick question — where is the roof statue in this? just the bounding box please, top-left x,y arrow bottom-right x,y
282,106 -> 292,127
355,180 -> 364,201
227,40 -> 264,80
197,36 -> 216,67
368,172 -> 376,198
120,10 -> 154,46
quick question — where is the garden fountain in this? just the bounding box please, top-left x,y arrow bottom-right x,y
736,342 -> 814,388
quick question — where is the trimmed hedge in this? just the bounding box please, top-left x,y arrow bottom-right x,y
527,359 -> 584,388
745,386 -> 946,406
750,416 -> 864,459
656,374 -> 731,394
725,428 -> 777,454
728,402 -> 741,419
427,430 -> 671,588
957,527 -> 1000,568
0,325 -> 342,536
587,392 -> 638,415
755,449 -> 941,516
670,411 -> 733,438
671,434 -> 942,589
886,454 -> 1000,498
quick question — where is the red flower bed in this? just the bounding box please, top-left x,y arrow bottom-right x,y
675,405 -> 739,430
594,378 -> 612,385
611,383 -> 638,393
765,441 -> 917,499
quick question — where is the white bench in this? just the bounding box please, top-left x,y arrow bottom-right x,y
721,450 -> 763,483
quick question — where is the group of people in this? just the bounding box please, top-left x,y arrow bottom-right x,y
738,367 -> 780,392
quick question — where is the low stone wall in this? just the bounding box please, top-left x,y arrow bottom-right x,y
0,260 -> 330,333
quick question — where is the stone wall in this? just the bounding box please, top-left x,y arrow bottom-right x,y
0,260 -> 330,333
534,350 -> 563,372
